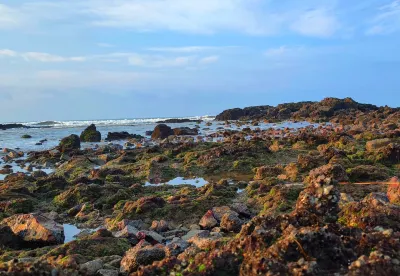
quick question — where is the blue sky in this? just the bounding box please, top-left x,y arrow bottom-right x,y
0,0 -> 399,122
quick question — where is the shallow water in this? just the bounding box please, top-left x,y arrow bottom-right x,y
0,161 -> 54,181
0,118 -> 315,152
63,224 -> 82,243
63,224 -> 99,243
145,177 -> 208,188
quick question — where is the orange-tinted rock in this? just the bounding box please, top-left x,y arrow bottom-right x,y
1,214 -> 64,247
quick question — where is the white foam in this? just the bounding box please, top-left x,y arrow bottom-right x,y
18,115 -> 215,129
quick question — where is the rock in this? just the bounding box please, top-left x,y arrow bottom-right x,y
80,259 -> 103,275
97,269 -> 118,276
182,230 -> 209,241
31,170 -> 48,178
377,143 -> 400,164
387,177 -> 400,205
347,165 -> 389,182
156,119 -> 199,124
306,163 -> 348,184
173,127 -> 199,136
254,165 -> 284,180
339,193 -> 355,207
230,203 -> 252,218
59,134 -> 80,152
105,132 -> 143,141
123,197 -> 166,214
220,212 -> 243,232
139,230 -> 165,244
199,210 -> 218,229
80,124 -> 101,142
1,214 -> 64,247
0,225 -> 21,249
0,124 -> 29,130
150,220 -> 169,232
21,134 -> 32,139
151,124 -> 174,139
120,244 -> 166,273
366,138 -> 392,152
165,238 -> 190,257
117,219 -> 144,231
211,206 -> 236,221
114,226 -> 140,245
339,192 -> 400,230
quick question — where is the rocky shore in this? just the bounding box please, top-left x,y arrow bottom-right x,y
0,97 -> 399,275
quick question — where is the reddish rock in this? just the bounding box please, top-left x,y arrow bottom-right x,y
387,177 -> 400,205
199,210 -> 218,229
1,214 -> 64,247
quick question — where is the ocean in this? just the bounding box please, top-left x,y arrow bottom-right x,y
0,115 -> 315,152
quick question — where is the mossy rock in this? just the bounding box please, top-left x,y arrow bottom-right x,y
59,134 -> 81,152
80,124 -> 101,142
21,134 -> 32,139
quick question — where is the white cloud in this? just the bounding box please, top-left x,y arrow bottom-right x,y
366,0 -> 400,35
199,55 -> 220,64
86,0 -> 280,35
291,8 -> 339,37
21,52 -> 86,62
0,49 -> 17,57
128,54 -> 194,68
0,4 -> 23,29
146,46 -> 237,53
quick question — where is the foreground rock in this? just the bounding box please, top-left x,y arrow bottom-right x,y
120,243 -> 165,273
1,214 -> 64,248
80,124 -> 101,142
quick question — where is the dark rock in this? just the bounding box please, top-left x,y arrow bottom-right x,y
151,124 -> 174,139
59,134 -> 81,152
220,212 -> 243,232
0,124 -> 29,130
120,244 -> 165,273
105,132 -> 143,141
80,124 -> 101,142
156,119 -> 200,124
173,127 -> 199,136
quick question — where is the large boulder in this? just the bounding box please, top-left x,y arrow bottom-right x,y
59,134 -> 80,152
120,244 -> 166,273
1,214 -> 64,247
80,124 -> 101,142
151,124 -> 174,139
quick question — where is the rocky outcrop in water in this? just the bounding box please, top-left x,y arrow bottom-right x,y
0,124 -> 29,130
105,132 -> 143,141
58,134 -> 81,152
80,124 -> 101,142
215,97 -> 386,122
151,124 -> 174,139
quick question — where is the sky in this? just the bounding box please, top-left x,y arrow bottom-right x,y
0,0 -> 399,122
